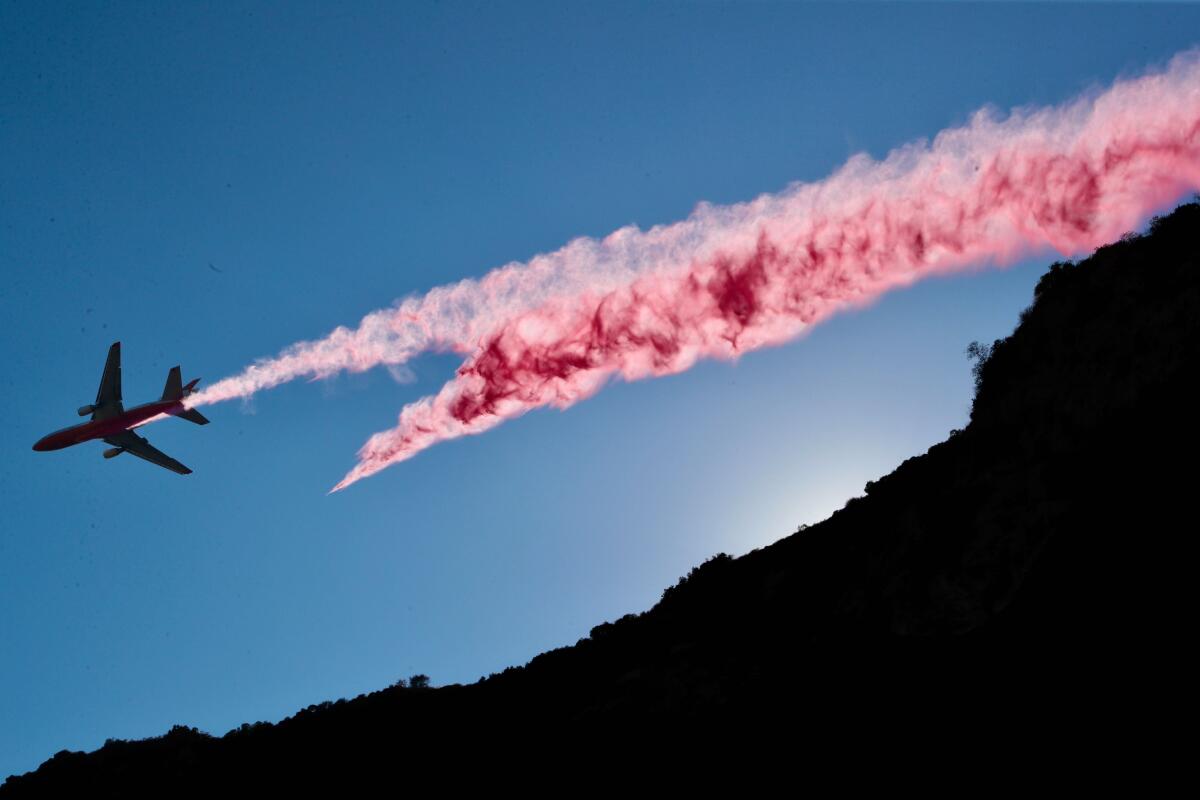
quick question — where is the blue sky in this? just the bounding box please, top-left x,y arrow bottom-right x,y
3,1 -> 1198,778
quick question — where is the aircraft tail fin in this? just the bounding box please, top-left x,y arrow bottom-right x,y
163,369 -> 206,423
176,408 -> 210,426
161,366 -> 184,401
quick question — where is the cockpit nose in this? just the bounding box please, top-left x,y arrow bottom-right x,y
33,436 -> 50,451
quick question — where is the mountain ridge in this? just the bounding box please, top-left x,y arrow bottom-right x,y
6,200 -> 1198,791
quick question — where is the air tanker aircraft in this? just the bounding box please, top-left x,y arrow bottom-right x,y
33,342 -> 208,475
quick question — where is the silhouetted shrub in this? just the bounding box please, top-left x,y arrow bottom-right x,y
659,553 -> 733,604
1033,260 -> 1074,298
965,339 -> 997,394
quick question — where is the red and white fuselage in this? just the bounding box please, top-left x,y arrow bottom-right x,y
34,397 -> 187,451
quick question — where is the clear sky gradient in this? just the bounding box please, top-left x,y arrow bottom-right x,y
3,1 -> 1198,777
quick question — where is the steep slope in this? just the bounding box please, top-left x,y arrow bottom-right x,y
6,201 -> 1198,792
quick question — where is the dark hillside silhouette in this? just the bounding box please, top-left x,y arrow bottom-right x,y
6,201 -> 1199,791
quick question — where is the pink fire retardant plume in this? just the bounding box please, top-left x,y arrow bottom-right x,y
185,52 -> 1200,492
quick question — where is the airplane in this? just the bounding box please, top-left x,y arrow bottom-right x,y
33,342 -> 209,475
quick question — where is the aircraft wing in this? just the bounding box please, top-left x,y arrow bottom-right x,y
104,431 -> 192,475
93,342 -> 124,420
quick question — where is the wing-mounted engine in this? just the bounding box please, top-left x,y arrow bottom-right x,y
103,447 -> 123,459
78,404 -> 96,417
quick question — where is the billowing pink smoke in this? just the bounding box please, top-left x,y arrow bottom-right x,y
184,52 -> 1200,492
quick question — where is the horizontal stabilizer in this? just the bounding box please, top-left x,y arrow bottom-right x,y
176,408 -> 209,426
